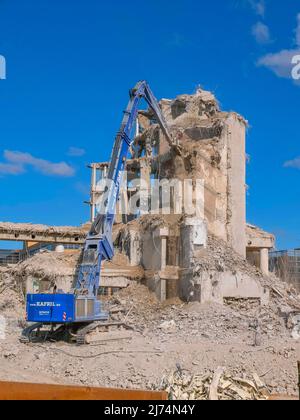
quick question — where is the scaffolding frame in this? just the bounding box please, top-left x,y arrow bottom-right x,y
270,249 -> 300,291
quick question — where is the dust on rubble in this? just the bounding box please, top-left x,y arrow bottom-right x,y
162,368 -> 270,400
12,250 -> 81,282
0,221 -> 86,237
1,273 -> 299,398
1,98 -> 300,398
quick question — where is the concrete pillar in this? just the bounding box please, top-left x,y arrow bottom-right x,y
160,279 -> 167,302
159,228 -> 169,302
160,228 -> 169,270
140,160 -> 151,214
129,231 -> 142,266
260,248 -> 269,275
89,163 -> 109,223
90,164 -> 97,222
226,115 -> 247,258
115,202 -> 122,224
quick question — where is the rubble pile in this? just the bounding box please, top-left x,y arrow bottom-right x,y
195,235 -> 300,313
0,266 -> 24,319
0,266 -> 11,288
161,368 -> 269,400
165,90 -> 224,134
110,283 -> 292,343
0,222 -> 86,238
0,277 -> 299,396
11,250 -> 81,281
195,235 -> 265,277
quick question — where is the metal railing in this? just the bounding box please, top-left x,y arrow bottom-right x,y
0,243 -> 82,266
0,250 -> 22,265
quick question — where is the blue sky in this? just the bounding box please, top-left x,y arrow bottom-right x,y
0,0 -> 299,250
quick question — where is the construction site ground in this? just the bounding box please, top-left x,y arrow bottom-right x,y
0,281 -> 299,399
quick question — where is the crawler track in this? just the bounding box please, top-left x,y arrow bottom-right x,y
76,321 -> 132,345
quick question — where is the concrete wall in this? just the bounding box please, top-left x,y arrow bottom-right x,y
141,231 -> 162,271
180,218 -> 207,269
180,270 -> 269,306
157,102 -> 247,257
226,114 -> 247,258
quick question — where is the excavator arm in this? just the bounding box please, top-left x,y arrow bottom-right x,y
25,81 -> 176,329
75,81 -> 176,297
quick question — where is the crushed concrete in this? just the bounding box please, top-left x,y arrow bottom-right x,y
0,281 -> 299,398
12,251 -> 81,283
193,235 -> 264,276
0,88 -> 299,399
247,224 -> 275,243
161,368 -> 270,400
0,222 -> 87,237
0,266 -> 25,320
0,223 -> 299,399
2,248 -> 144,295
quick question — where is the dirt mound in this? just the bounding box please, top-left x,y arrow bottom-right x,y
0,266 -> 24,318
103,253 -> 144,280
194,235 -> 264,278
0,287 -> 24,318
124,214 -> 183,234
0,266 -> 11,286
11,250 -> 81,286
195,235 -> 300,312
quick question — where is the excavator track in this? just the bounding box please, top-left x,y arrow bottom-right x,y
20,323 -> 44,344
20,323 -> 68,344
75,321 -> 132,345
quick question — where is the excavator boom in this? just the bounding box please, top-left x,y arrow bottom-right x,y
25,81 -> 174,333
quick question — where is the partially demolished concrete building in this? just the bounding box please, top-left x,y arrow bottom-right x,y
0,89 -> 275,305
87,89 -> 275,304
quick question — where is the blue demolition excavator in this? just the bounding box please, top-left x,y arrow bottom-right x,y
22,81 -> 178,344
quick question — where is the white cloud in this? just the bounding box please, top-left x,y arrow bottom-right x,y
257,13 -> 300,82
0,150 -> 75,177
284,157 -> 300,170
252,22 -> 271,44
258,48 -> 300,78
248,0 -> 265,17
0,162 -> 25,176
67,147 -> 86,157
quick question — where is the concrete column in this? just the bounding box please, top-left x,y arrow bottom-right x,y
161,238 -> 167,270
160,279 -> 167,302
115,201 -> 122,224
160,228 -> 169,270
90,164 -> 97,222
226,115 -> 247,258
260,248 -> 269,275
129,231 -> 141,266
140,160 -> 151,214
159,228 -> 169,302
